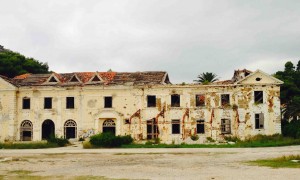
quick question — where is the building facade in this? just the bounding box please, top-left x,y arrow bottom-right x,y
0,69 -> 283,143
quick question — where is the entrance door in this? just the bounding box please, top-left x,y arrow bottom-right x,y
42,119 -> 55,139
20,120 -> 33,141
103,119 -> 116,135
64,120 -> 77,139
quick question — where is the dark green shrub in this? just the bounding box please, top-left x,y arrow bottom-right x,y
224,136 -> 240,142
47,135 -> 69,147
282,120 -> 300,138
190,134 -> 199,141
89,132 -> 133,147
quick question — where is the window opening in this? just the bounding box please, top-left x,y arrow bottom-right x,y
44,97 -> 52,109
221,119 -> 231,134
255,113 -> 264,129
66,97 -> 74,109
147,95 -> 156,107
196,120 -> 205,134
22,98 -> 30,109
172,120 -> 180,134
147,119 -> 158,139
104,96 -> 112,108
254,91 -> 263,104
196,94 -> 205,107
171,94 -> 180,107
221,94 -> 230,106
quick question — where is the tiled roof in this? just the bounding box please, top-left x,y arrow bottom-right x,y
9,71 -> 170,86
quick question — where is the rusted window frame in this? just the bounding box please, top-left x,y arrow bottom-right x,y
221,94 -> 230,106
255,113 -> 264,129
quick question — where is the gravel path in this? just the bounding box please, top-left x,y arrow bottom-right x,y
0,144 -> 300,179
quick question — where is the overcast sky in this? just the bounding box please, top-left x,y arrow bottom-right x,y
1,0 -> 300,83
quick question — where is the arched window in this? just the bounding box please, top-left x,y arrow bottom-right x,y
64,119 -> 77,139
20,120 -> 33,141
42,119 -> 55,140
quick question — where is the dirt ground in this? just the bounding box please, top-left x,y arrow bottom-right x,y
0,144 -> 300,180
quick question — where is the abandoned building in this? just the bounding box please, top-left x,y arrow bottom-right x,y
0,69 -> 283,143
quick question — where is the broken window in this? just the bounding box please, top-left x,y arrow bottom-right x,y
22,97 -> 30,109
171,120 -> 180,134
196,120 -> 205,134
104,96 -> 112,108
221,94 -> 230,106
221,119 -> 231,134
254,91 -> 263,104
147,119 -> 158,139
196,94 -> 205,107
66,97 -> 74,109
147,95 -> 156,107
255,113 -> 264,129
171,94 -> 180,107
44,97 -> 52,109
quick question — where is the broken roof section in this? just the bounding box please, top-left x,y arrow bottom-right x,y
11,71 -> 171,86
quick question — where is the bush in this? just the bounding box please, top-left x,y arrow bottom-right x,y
282,120 -> 300,138
224,136 -> 240,142
190,134 -> 199,141
47,135 -> 69,147
89,132 -> 133,148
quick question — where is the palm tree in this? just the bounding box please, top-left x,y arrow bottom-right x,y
194,72 -> 218,84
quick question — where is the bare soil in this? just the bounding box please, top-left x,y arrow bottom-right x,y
0,144 -> 300,180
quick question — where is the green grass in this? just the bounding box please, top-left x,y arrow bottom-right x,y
120,134 -> 300,148
248,155 -> 300,168
0,142 -> 59,149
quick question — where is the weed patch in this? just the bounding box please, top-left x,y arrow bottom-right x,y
248,155 -> 300,168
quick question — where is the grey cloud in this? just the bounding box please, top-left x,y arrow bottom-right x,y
0,0 -> 299,83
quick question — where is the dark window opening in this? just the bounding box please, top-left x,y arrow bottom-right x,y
221,94 -> 230,106
171,94 -> 180,107
147,119 -> 158,139
66,97 -> 74,109
172,120 -> 180,134
44,97 -> 52,109
255,113 -> 264,129
22,98 -> 30,109
124,119 -> 130,124
221,119 -> 231,134
254,91 -> 263,104
196,94 -> 205,107
104,96 -> 112,108
49,77 -> 57,82
147,95 -> 156,107
92,76 -> 101,82
196,120 -> 205,134
70,76 -> 79,82
255,77 -> 262,81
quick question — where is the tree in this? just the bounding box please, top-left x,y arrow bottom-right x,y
194,72 -> 218,84
275,60 -> 300,120
0,47 -> 49,78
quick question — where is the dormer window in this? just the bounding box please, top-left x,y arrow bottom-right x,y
92,76 -> 101,82
49,77 -> 57,82
70,76 -> 80,83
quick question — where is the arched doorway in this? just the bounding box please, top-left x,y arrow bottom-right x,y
103,119 -> 116,135
42,119 -> 55,140
64,119 -> 77,139
20,120 -> 33,141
